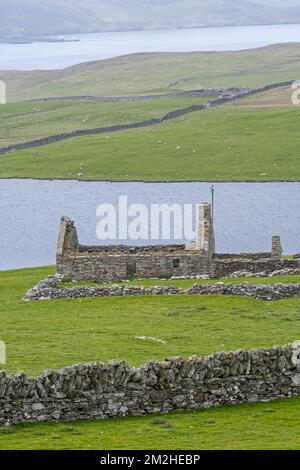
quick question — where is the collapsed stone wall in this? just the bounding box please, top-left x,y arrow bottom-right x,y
211,259 -> 283,278
24,274 -> 300,301
211,257 -> 299,278
228,266 -> 300,278
1,342 -> 300,425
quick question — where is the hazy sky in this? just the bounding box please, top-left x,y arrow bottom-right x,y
256,0 -> 300,5
2,0 -> 300,38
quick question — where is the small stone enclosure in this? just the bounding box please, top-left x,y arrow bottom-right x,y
56,203 -> 296,282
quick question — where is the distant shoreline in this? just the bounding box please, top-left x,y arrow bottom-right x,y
1,22 -> 300,44
0,36 -> 80,45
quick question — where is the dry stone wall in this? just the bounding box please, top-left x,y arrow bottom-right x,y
24,275 -> 300,301
28,88 -> 244,103
1,342 -> 300,425
0,81 -> 293,156
57,253 -> 212,282
211,258 -> 283,278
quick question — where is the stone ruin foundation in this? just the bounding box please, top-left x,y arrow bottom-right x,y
56,203 -> 299,282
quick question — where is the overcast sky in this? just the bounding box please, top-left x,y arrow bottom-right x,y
257,0 -> 300,6
2,0 -> 300,38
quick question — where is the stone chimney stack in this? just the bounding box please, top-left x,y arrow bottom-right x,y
196,203 -> 215,257
56,216 -> 79,259
271,235 -> 283,259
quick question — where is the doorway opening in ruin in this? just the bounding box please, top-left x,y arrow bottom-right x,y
127,261 -> 137,276
173,259 -> 181,269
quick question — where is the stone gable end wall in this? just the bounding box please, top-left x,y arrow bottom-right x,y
56,211 -> 293,282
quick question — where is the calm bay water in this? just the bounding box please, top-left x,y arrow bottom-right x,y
0,179 -> 299,270
1,24 -> 300,70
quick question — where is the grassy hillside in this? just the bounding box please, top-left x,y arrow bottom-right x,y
229,85 -> 295,108
1,105 -> 299,181
62,274 -> 300,289
2,266 -> 300,376
0,45 -> 299,182
1,0 -> 299,37
1,44 -> 300,102
0,266 -> 300,449
0,96 -> 211,146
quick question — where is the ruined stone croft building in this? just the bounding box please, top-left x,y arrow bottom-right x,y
55,203 -> 297,282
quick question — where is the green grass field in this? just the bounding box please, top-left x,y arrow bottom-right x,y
1,42 -> 299,450
0,44 -> 300,182
1,398 -> 300,450
0,266 -> 300,449
1,105 -> 299,181
229,85 -> 294,109
61,274 -> 300,289
1,43 -> 300,101
0,96 -> 212,146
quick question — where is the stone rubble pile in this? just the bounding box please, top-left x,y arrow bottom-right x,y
23,274 -> 300,301
228,268 -> 300,278
170,267 -> 300,280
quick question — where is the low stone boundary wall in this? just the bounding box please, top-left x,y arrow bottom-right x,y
228,267 -> 300,278
1,342 -> 300,425
27,82 -> 292,104
28,88 -> 242,103
23,275 -> 300,301
172,267 -> 300,279
0,80 -> 293,156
